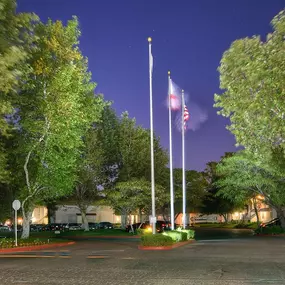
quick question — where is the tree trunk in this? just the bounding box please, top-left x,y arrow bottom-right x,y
276,207 -> 285,230
21,209 -> 32,239
139,208 -> 143,223
128,214 -> 134,234
222,213 -> 228,223
47,202 -> 57,224
79,206 -> 89,231
252,198 -> 260,226
121,213 -> 127,229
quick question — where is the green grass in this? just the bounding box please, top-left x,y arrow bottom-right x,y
192,222 -> 258,229
1,229 -> 134,240
0,237 -> 69,249
31,229 -> 135,238
193,223 -> 235,228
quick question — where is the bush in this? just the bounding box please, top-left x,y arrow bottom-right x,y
180,229 -> 195,240
255,226 -> 285,235
140,234 -> 174,247
163,230 -> 187,242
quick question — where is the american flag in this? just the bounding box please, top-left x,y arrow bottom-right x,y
184,105 -> 190,129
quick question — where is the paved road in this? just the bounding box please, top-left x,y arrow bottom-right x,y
0,229 -> 284,285
194,227 -> 255,240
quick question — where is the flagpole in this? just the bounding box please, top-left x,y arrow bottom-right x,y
148,37 -> 156,234
168,71 -> 175,230
182,89 -> 186,229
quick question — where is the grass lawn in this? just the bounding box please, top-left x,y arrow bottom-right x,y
192,222 -> 258,229
55,229 -> 135,237
1,228 -> 134,240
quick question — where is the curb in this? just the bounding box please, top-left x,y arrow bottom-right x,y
0,242 -> 75,254
138,239 -> 195,251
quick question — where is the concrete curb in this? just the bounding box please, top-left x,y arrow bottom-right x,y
0,242 -> 75,254
138,239 -> 195,250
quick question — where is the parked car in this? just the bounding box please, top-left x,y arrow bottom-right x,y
125,222 -> 144,232
98,222 -> 113,229
66,223 -> 82,231
126,220 -> 172,233
88,222 -> 99,230
0,225 -> 11,232
43,223 -> 65,231
10,225 -> 22,231
30,224 -> 45,232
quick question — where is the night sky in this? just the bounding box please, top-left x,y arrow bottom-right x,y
18,0 -> 284,171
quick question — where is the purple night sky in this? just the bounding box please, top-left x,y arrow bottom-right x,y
18,0 -> 284,171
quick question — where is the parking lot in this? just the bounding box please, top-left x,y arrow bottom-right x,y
0,230 -> 285,285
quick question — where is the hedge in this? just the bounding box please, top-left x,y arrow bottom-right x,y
163,231 -> 187,242
163,229 -> 195,241
140,234 -> 174,247
255,226 -> 285,235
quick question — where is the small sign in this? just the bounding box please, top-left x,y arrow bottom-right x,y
12,200 -> 21,211
149,216 -> 157,224
54,230 -> 60,234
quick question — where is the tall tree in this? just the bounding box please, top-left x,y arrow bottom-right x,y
216,150 -> 285,229
107,179 -> 168,230
214,10 -> 285,152
201,161 -> 237,223
11,17 -> 104,238
161,169 -> 208,222
105,112 -> 169,228
0,0 -> 37,181
72,106 -> 119,231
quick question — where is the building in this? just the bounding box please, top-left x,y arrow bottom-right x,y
31,205 -> 122,224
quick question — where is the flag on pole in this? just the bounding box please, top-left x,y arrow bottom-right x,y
148,37 -> 156,234
169,79 -> 181,110
183,105 -> 190,129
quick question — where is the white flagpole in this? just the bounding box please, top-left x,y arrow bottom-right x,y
182,89 -> 186,229
148,37 -> 156,234
168,71 -> 175,230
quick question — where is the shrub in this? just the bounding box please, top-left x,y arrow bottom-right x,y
163,230 -> 187,242
180,229 -> 195,240
140,234 -> 174,247
256,226 -> 285,235
137,228 -> 148,236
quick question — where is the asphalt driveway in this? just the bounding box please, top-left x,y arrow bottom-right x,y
0,229 -> 284,285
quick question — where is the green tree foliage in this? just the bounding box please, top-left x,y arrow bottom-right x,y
108,179 -> 168,229
158,169 -> 208,221
10,17 -> 104,238
71,106 -> 118,231
0,0 -> 37,181
0,184 -> 13,222
117,112 -> 168,183
214,10 -> 285,152
216,150 -> 285,229
201,161 -> 237,222
105,112 -> 169,227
